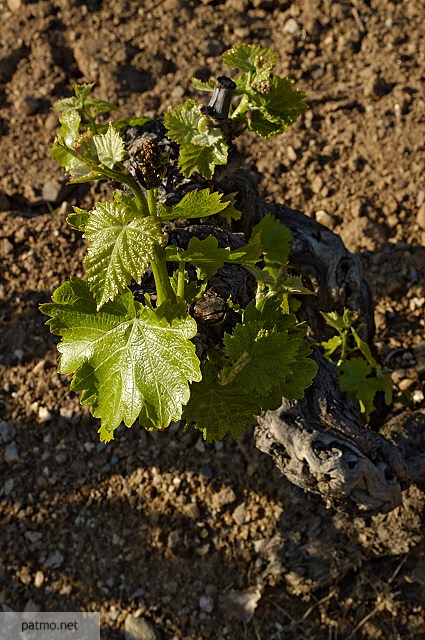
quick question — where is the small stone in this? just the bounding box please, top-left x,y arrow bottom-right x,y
25,531 -> 43,543
232,502 -> 246,525
283,18 -> 300,34
4,442 -> 20,463
34,571 -> 44,587
416,190 -> 425,208
286,145 -> 298,162
311,175 -> 323,194
124,615 -> 159,640
417,203 -> 425,230
44,111 -> 59,131
199,595 -> 214,613
195,438 -> 205,453
7,0 -> 22,11
38,406 -> 52,423
352,199 -> 364,218
171,85 -> 185,99
0,238 -> 14,257
211,487 -> 237,509
315,210 -> 336,229
23,599 -> 40,613
184,503 -> 201,520
202,39 -> 224,57
412,389 -> 424,403
42,179 -> 62,203
44,550 -> 64,569
3,479 -> 14,496
200,465 -> 213,479
0,421 -> 16,443
398,378 -> 413,391
167,530 -> 180,551
391,369 -> 406,384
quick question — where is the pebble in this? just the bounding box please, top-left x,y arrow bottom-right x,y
211,487 -> 237,509
417,190 -> 425,208
398,378 -> 413,391
199,595 -> 214,613
34,571 -> 44,587
7,0 -> 22,11
315,210 -> 336,229
417,203 -> 425,230
412,389 -> 424,403
184,503 -> 201,520
311,175 -> 323,194
4,442 -> 20,463
25,531 -> 43,543
38,406 -> 52,422
0,421 -> 16,443
283,18 -> 300,34
0,238 -> 14,256
391,369 -> 406,384
232,503 -> 246,525
44,550 -> 64,569
42,179 -> 62,203
171,85 -> 185,99
286,145 -> 298,162
195,438 -> 205,453
124,615 -> 159,640
3,479 -> 14,496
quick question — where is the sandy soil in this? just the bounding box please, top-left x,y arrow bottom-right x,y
1,1 -> 424,639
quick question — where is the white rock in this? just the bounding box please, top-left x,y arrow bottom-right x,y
124,615 -> 159,640
38,406 -> 52,422
283,18 -> 300,33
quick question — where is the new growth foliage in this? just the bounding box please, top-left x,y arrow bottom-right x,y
42,45 -> 317,442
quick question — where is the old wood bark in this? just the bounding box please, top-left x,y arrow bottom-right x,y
125,122 -> 425,516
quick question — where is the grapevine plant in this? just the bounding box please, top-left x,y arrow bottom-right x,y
41,44 -> 321,443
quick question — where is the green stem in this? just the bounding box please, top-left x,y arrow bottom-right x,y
338,330 -> 349,366
151,245 -> 176,306
177,262 -> 186,299
147,188 -> 158,219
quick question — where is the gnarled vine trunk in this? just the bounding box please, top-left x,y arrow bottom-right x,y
126,122 -> 425,516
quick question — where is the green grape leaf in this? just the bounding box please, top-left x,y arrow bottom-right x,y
218,192 -> 242,223
277,351 -> 318,400
178,235 -> 230,279
84,97 -> 118,114
83,196 -> 163,308
40,279 -> 201,442
242,297 -> 297,331
191,77 -> 216,92
248,107 -> 289,138
338,357 -> 378,419
274,274 -> 313,296
351,329 -> 378,368
93,124 -> 125,169
183,362 -> 259,441
109,116 -> 150,131
67,206 -> 90,231
164,100 -> 203,145
321,335 -> 343,358
68,164 -> 103,183
221,323 -> 303,395
53,96 -> 81,113
73,83 -> 95,102
158,188 -> 229,221
251,76 -> 308,128
178,140 -> 228,179
227,234 -> 262,265
191,127 -> 224,147
222,44 -> 277,73
251,214 -> 292,266
51,110 -> 82,169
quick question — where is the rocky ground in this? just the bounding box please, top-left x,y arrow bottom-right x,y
0,1 -> 424,639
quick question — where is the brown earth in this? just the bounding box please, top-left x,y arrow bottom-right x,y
0,1 -> 424,639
